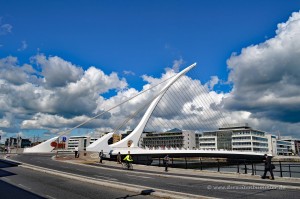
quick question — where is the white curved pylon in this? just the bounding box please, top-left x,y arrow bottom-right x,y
110,63 -> 197,149
23,136 -> 59,153
86,132 -> 113,152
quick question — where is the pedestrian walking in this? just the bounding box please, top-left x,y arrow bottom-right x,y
163,155 -> 170,172
74,146 -> 79,158
261,154 -> 275,180
99,150 -> 104,163
117,152 -> 122,164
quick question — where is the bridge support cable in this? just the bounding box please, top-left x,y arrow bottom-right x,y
111,79 -> 187,134
144,67 -> 232,134
183,68 -> 231,128
166,77 -> 218,131
58,73 -> 178,136
188,69 -> 231,128
176,74 -> 226,130
168,78 -> 209,130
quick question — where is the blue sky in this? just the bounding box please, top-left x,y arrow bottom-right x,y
1,0 -> 299,84
1,0 -> 300,141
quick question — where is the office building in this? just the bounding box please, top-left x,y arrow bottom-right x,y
141,129 -> 196,149
199,124 -> 269,153
276,139 -> 292,156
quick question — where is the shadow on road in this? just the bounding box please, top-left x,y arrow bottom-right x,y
0,180 -> 46,199
115,189 -> 155,199
0,159 -> 46,198
0,159 -> 20,177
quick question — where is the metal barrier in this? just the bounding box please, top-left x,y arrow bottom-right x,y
152,157 -> 300,178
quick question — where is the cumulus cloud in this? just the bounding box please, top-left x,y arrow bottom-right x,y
0,118 -> 10,128
34,54 -> 84,88
2,9 -> 300,141
206,76 -> 219,90
0,56 -> 37,85
0,54 -> 128,140
223,11 -> 300,137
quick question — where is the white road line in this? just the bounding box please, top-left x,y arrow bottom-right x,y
126,174 -> 152,179
18,184 -> 31,190
103,177 -> 119,181
45,195 -> 57,199
94,175 -> 118,181
137,176 -> 152,179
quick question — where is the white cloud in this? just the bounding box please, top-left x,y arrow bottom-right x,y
0,130 -> 5,141
0,54 -> 128,137
223,10 -> 300,138
172,58 -> 184,72
34,54 -> 84,88
0,23 -> 12,35
18,41 -> 28,51
206,76 -> 219,90
0,56 -> 36,85
0,118 -> 10,128
123,70 -> 135,76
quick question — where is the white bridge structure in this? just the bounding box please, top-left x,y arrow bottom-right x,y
24,63 -> 266,160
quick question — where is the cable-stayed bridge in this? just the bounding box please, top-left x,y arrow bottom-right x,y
24,63 -> 265,160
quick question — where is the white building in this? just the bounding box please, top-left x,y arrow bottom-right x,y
67,136 -> 98,150
279,136 -> 299,155
195,133 -> 202,149
141,129 -> 196,149
266,134 -> 277,156
276,139 -> 292,156
198,131 -> 217,150
199,124 -> 269,153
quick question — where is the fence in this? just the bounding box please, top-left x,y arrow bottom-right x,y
152,157 -> 300,178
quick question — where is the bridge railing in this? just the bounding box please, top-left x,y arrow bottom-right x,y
152,157 -> 300,178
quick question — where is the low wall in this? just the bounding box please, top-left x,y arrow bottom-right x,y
273,156 -> 300,162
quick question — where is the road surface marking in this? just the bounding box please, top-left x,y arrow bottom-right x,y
46,195 -> 57,199
94,175 -> 118,181
18,184 -> 31,190
126,174 -> 152,179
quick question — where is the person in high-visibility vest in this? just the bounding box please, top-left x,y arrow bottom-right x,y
123,151 -> 133,169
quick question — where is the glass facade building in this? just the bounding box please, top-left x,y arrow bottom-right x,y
141,130 -> 196,149
199,124 -> 269,153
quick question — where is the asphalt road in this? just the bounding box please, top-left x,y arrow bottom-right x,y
0,159 -> 156,199
7,153 -> 300,199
